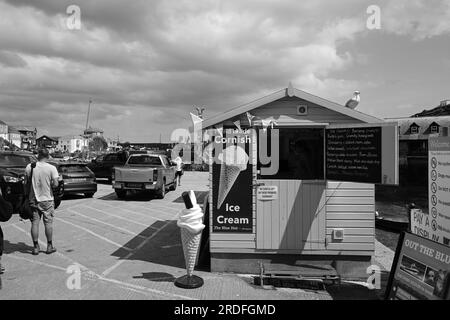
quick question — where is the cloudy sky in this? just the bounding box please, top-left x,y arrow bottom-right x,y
0,0 -> 449,142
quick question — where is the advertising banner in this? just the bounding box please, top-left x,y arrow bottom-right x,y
212,129 -> 253,233
387,232 -> 450,300
428,137 -> 450,246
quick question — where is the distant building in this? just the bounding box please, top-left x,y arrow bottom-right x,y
0,120 -> 9,141
84,126 -> 104,138
37,135 -> 59,152
7,127 -> 21,148
58,135 -> 88,153
388,110 -> 450,186
412,99 -> 450,117
15,126 -> 37,150
106,138 -> 120,151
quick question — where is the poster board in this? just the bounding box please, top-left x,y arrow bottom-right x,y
211,129 -> 253,233
386,232 -> 450,300
410,209 -> 442,243
325,122 -> 398,185
428,137 -> 450,246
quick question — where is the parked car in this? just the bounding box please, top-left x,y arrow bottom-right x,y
87,152 -> 128,182
51,161 -> 97,198
113,154 -> 177,199
0,151 -> 64,212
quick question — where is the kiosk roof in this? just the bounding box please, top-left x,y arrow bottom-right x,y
202,84 -> 384,128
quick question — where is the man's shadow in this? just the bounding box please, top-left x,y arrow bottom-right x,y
3,240 -> 35,255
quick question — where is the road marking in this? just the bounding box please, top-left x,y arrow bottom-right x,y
161,244 -> 182,249
97,276 -> 195,300
9,224 -> 193,300
93,201 -> 167,222
65,208 -> 148,239
7,254 -> 68,271
149,203 -> 180,213
79,205 -> 152,227
56,217 -> 133,251
121,202 -> 178,219
101,220 -> 175,277
11,224 -> 97,274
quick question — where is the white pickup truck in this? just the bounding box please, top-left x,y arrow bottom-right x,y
113,154 -> 177,199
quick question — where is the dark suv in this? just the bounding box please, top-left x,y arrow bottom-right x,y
87,152 -> 128,182
87,150 -> 147,182
0,151 -> 64,213
51,161 -> 97,198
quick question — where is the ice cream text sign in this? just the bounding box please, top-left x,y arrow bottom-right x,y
212,130 -> 253,233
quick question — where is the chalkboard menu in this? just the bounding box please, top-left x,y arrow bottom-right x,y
326,126 -> 382,183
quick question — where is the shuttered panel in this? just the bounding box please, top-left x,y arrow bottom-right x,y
326,181 -> 375,252
256,180 -> 326,251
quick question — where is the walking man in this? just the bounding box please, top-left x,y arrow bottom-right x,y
172,153 -> 184,186
26,148 -> 59,256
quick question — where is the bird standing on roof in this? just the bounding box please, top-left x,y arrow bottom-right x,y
345,91 -> 360,109
194,106 -> 205,119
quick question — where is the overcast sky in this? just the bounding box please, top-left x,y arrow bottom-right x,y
0,0 -> 449,142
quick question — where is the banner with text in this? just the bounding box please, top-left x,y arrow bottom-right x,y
428,137 -> 450,246
212,129 -> 253,233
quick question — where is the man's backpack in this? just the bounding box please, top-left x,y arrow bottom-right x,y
18,163 -> 36,220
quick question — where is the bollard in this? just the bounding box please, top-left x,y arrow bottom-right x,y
406,203 -> 416,233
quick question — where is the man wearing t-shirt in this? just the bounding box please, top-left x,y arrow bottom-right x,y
26,148 -> 60,256
172,154 -> 184,186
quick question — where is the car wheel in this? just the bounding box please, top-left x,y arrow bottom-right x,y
84,193 -> 95,198
115,189 -> 127,199
170,179 -> 177,191
157,181 -> 166,199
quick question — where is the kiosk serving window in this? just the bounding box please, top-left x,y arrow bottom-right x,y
258,128 -> 324,180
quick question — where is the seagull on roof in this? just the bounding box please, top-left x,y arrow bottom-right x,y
195,106 -> 205,118
345,91 -> 360,109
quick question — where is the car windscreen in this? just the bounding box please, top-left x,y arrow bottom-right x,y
59,165 -> 90,174
0,154 -> 35,167
127,155 -> 162,165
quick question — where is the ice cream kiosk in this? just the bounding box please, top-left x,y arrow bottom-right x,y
202,84 -> 399,279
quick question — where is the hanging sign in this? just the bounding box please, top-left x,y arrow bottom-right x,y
257,186 -> 278,201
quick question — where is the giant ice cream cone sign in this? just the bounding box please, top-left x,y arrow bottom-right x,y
217,145 -> 249,209
175,190 -> 205,289
212,130 -> 253,233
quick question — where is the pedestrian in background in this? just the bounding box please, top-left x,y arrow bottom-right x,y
172,152 -> 184,186
26,148 -> 59,256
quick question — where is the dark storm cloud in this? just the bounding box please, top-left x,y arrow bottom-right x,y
1,0 -> 449,141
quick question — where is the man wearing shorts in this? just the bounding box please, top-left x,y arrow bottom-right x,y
172,154 -> 184,186
26,148 -> 59,256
